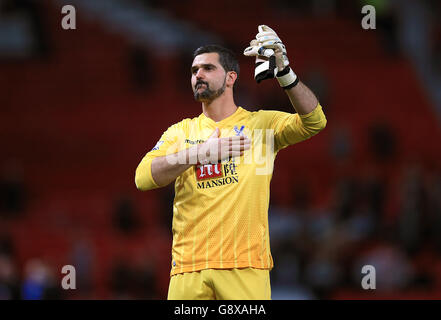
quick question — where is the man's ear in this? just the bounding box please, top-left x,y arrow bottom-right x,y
226,71 -> 238,88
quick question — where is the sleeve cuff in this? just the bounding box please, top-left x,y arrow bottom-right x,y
135,157 -> 160,191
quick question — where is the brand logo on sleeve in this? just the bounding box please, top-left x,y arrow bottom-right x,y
151,141 -> 164,151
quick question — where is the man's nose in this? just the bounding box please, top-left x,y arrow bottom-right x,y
195,69 -> 205,79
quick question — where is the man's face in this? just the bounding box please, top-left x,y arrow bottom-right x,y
191,52 -> 227,102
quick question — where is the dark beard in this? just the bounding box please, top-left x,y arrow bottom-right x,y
194,77 -> 226,102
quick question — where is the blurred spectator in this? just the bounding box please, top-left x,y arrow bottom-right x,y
70,233 -> 94,296
0,0 -> 50,58
110,255 -> 159,299
398,165 -> 429,255
269,181 -> 310,248
357,166 -> 386,229
0,254 -> 20,299
343,203 -> 377,243
273,0 -> 313,17
334,175 -> 358,221
0,232 -> 15,258
430,1 -> 441,76
22,259 -> 61,300
0,161 -> 27,219
352,241 -> 414,291
128,45 -> 155,92
110,259 -> 134,299
311,0 -> 337,16
270,240 -> 316,300
269,180 -> 318,299
428,170 -> 441,252
305,254 -> 342,298
158,185 -> 175,233
112,196 -> 139,235
368,122 -> 398,162
139,0 -> 163,10
330,124 -> 353,162
131,257 -> 158,299
433,30 -> 441,75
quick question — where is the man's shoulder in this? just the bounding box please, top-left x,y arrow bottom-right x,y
167,116 -> 197,130
243,107 -> 288,122
239,106 -> 266,119
242,107 -> 286,116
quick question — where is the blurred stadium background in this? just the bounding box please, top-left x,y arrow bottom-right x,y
1,0 -> 441,299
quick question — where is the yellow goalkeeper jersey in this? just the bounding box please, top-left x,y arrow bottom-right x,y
135,104 -> 326,276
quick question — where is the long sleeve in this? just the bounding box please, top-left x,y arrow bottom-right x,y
267,103 -> 327,152
135,156 -> 159,191
135,123 -> 181,191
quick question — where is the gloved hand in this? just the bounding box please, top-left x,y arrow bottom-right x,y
244,25 -> 299,89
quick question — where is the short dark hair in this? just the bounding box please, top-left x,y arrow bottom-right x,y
193,44 -> 240,78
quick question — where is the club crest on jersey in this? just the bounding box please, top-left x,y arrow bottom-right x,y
234,125 -> 245,136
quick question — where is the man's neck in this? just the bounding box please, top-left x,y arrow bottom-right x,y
201,94 -> 238,123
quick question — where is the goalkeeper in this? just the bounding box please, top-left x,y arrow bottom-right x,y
135,25 -> 327,300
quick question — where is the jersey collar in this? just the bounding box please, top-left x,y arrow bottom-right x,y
200,107 -> 245,127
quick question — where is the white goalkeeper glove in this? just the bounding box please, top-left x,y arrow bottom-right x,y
243,25 -> 299,89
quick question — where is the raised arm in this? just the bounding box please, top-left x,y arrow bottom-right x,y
244,25 -> 322,115
284,81 -> 318,115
